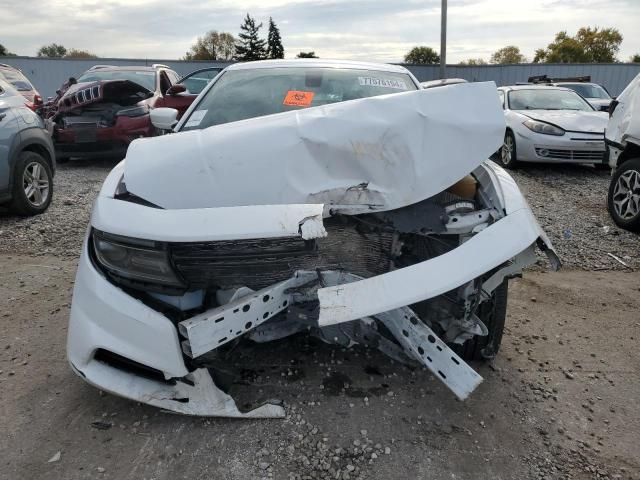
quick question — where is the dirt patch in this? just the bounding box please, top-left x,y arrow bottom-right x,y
0,254 -> 638,480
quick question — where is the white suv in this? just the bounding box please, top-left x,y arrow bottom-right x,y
606,73 -> 640,231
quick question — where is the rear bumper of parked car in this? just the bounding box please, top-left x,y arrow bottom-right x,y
53,115 -> 154,159
514,129 -> 606,164
67,161 -> 559,417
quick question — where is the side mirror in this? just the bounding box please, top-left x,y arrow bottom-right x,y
166,84 -> 186,96
150,108 -> 179,130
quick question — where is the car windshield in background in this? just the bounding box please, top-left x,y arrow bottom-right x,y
77,70 -> 156,92
0,68 -> 34,91
508,89 -> 593,111
561,83 -> 610,99
179,69 -> 222,95
181,67 -> 417,131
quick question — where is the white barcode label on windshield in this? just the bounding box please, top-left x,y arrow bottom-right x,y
358,77 -> 407,90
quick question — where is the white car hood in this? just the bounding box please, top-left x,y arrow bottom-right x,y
124,82 -> 505,212
519,109 -> 608,133
606,73 -> 640,144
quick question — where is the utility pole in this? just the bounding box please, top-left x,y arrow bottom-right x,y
440,0 -> 447,79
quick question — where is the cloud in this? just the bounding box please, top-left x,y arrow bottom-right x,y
0,0 -> 639,61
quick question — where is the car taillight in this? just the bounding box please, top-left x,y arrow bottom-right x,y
34,95 -> 43,106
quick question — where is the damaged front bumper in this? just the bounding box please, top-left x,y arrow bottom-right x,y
67,160 -> 559,417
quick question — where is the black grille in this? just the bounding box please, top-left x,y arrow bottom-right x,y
170,217 -> 395,290
535,147 -> 604,161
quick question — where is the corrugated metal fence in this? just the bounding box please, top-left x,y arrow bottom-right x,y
2,56 -> 639,99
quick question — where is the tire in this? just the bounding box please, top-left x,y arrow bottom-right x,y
455,279 -> 508,362
9,151 -> 54,216
498,130 -> 519,169
607,157 -> 640,232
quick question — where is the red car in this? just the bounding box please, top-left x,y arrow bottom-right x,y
0,63 -> 43,111
45,64 -> 208,161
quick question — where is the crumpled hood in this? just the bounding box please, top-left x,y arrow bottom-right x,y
57,80 -> 151,113
124,81 -> 505,212
606,73 -> 640,144
520,109 -> 608,133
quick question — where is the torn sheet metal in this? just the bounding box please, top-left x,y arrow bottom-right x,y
73,361 -> 284,417
124,82 -> 505,212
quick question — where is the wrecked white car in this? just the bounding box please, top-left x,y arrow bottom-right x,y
67,60 -> 560,417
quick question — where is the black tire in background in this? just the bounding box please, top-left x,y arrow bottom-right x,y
498,130 -> 519,169
607,157 -> 640,232
9,151 -> 54,216
455,279 -> 509,362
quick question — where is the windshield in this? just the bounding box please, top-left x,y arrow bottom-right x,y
179,68 -> 223,95
0,68 -> 34,92
77,70 -> 156,92
508,89 -> 594,111
560,83 -> 610,99
181,67 -> 417,131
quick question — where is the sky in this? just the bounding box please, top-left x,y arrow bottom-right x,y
1,0 -> 639,63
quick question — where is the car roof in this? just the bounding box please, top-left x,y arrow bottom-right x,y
225,59 -> 412,74
498,84 -> 574,92
83,66 -> 160,73
552,81 -> 601,87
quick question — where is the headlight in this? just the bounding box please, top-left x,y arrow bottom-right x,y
92,230 -> 184,288
116,104 -> 150,117
522,119 -> 565,136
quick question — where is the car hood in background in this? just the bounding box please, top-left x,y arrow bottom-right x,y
123,82 -> 505,212
56,80 -> 152,113
518,109 -> 608,133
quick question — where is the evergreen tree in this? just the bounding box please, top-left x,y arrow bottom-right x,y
235,14 -> 267,61
267,17 -> 284,59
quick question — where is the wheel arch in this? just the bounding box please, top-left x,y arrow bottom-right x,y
617,141 -> 640,168
7,128 -> 56,193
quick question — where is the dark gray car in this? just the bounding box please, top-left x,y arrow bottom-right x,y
0,79 -> 55,215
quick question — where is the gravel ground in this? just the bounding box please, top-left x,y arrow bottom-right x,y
1,159 -> 638,271
510,163 -> 640,271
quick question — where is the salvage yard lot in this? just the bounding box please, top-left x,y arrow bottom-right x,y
1,160 -> 640,480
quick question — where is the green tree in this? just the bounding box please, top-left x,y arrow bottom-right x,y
266,17 -> 284,59
296,51 -> 318,58
575,27 -> 622,62
184,31 -> 236,60
65,49 -> 97,59
631,54 -> 640,63
235,14 -> 267,61
0,44 -> 15,56
459,58 -> 487,65
37,43 -> 67,58
534,27 -> 622,63
404,46 -> 440,64
490,45 -> 526,64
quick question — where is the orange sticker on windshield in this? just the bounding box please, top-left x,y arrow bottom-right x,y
283,90 -> 315,107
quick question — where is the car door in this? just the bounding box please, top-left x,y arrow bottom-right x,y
0,88 -> 18,193
161,67 -> 223,118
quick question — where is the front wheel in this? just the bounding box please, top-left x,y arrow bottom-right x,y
455,279 -> 508,362
10,151 -> 53,216
608,157 -> 640,232
498,130 -> 519,169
